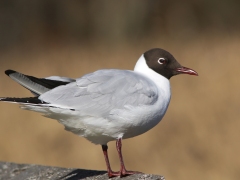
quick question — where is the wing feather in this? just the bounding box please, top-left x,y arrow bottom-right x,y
5,69 -> 75,95
39,69 -> 158,116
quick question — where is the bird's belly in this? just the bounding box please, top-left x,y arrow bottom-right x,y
40,93 -> 170,145
105,97 -> 170,140
120,104 -> 168,139
52,102 -> 168,145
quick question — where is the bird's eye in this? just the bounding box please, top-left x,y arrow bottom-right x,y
158,58 -> 167,64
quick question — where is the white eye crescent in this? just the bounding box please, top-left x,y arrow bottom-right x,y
158,58 -> 166,64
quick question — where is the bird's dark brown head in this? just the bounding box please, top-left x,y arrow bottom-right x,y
144,48 -> 198,79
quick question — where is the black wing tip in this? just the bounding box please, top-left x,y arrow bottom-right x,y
0,97 -> 47,104
5,69 -> 17,76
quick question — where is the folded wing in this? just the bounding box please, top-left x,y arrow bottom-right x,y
39,69 -> 159,117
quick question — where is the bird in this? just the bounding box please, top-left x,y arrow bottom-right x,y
0,48 -> 198,178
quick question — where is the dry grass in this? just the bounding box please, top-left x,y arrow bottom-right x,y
0,34 -> 239,180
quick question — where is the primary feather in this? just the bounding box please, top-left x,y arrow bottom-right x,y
5,69 -> 74,95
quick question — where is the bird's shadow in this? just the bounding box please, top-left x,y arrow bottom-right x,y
58,169 -> 107,180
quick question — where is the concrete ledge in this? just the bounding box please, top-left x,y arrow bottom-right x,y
0,161 -> 165,180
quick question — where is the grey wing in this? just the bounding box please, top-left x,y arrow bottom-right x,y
39,69 -> 158,116
45,76 -> 75,82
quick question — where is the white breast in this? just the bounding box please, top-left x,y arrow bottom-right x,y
117,55 -> 172,139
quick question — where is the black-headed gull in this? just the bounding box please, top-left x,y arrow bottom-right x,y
0,48 -> 198,178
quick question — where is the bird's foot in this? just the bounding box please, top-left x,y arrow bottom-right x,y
120,170 -> 141,177
108,169 -> 141,178
107,170 -> 120,178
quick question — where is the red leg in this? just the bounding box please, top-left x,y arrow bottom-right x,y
102,145 -> 120,178
116,138 -> 141,177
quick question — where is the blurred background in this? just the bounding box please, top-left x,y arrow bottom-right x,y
0,1 -> 239,180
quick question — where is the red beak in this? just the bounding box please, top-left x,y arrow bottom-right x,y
176,66 -> 198,76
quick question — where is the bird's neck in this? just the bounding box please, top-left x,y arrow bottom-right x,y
134,55 -> 171,96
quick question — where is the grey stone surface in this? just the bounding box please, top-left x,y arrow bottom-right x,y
0,161 -> 165,180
